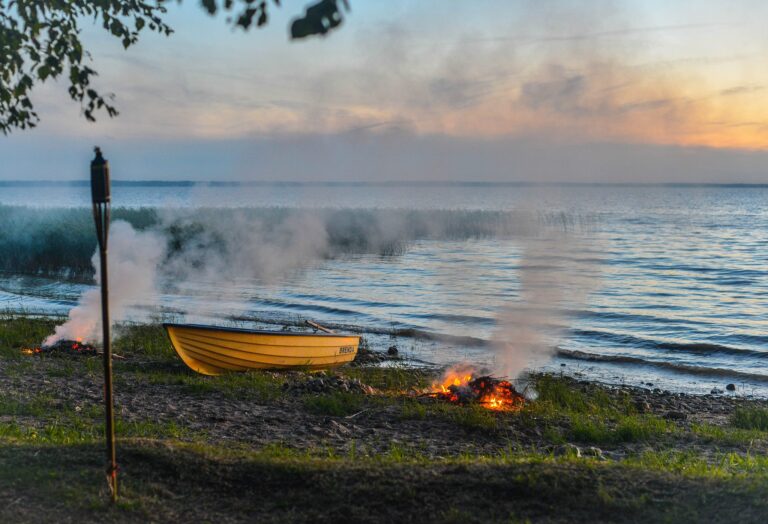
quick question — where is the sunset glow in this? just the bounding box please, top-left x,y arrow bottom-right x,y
2,0 -> 768,181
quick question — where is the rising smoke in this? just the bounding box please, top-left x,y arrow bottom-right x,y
44,221 -> 166,345
44,208 -> 348,344
44,200 -> 600,386
492,230 -> 600,380
156,207 -> 329,286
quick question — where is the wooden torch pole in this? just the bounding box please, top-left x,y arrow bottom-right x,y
91,147 -> 118,502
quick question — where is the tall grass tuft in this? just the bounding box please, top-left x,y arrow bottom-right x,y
730,407 -> 768,431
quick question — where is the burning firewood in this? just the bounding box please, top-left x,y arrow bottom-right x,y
429,369 -> 526,411
22,339 -> 97,356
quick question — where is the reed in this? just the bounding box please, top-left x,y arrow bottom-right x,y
0,205 -> 588,277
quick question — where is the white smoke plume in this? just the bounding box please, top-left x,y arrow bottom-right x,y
44,221 -> 166,345
492,230 -> 600,380
150,208 -> 332,320
157,208 -> 329,286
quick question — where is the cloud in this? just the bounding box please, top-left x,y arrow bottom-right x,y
720,85 -> 766,96
519,73 -> 587,115
12,0 -> 768,152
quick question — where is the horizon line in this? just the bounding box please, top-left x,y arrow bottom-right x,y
2,180 -> 768,188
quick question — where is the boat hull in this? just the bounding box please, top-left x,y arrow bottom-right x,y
163,323 -> 359,375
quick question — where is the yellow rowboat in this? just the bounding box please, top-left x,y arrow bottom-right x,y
163,323 -> 360,376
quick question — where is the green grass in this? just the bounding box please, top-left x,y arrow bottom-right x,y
0,313 -> 60,358
399,398 -> 429,420
625,449 -> 768,480
0,394 -> 58,417
534,374 -> 634,416
615,414 -> 672,442
730,407 -> 768,431
46,361 -> 78,378
0,393 -> 103,420
451,405 -> 499,431
0,418 -> 197,446
692,423 -> 768,445
113,323 -> 175,360
570,413 -> 672,444
525,375 -> 676,445
3,440 -> 768,523
395,396 -> 502,432
302,392 -> 365,417
6,316 -> 768,521
165,369 -> 283,400
343,365 -> 430,391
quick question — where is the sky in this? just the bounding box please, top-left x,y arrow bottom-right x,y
1,0 -> 768,182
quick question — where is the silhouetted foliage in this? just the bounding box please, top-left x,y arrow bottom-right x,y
0,0 -> 348,134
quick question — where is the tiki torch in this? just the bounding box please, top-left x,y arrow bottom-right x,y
91,147 -> 118,502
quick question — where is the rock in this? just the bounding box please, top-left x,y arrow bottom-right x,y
711,388 -> 724,395
726,383 -> 736,391
582,446 -> 606,460
635,400 -> 652,413
387,345 -> 399,356
554,444 -> 581,458
646,382 -> 653,387
283,373 -> 376,395
560,363 -> 566,367
329,420 -> 351,435
664,410 -> 687,421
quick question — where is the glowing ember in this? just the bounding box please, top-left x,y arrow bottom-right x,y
430,369 -> 525,411
21,339 -> 97,357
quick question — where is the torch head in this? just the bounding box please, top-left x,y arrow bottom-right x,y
91,147 -> 111,204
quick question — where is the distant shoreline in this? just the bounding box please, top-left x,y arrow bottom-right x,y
2,180 -> 768,188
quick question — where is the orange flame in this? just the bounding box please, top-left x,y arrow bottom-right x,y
430,368 -> 524,411
434,373 -> 473,395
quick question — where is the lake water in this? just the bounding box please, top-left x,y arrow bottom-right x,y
2,182 -> 768,395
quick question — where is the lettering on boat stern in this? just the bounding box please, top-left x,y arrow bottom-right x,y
339,346 -> 355,355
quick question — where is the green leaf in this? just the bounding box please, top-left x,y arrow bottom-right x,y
202,0 -> 217,15
0,0 -> 346,133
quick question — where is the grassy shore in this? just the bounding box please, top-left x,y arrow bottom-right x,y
2,315 -> 768,523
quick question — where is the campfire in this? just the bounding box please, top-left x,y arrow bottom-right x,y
430,368 -> 526,411
22,338 -> 97,356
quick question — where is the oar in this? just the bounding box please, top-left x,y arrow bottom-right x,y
306,320 -> 336,334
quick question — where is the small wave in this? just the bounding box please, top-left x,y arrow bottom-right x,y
558,349 -> 768,383
286,293 -> 401,310
402,312 -> 496,326
249,297 -> 373,319
571,329 -> 768,359
574,309 -> 711,327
